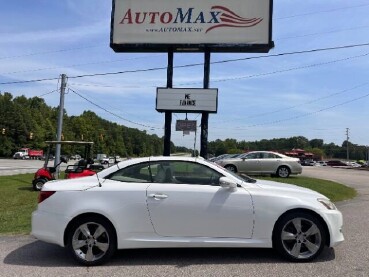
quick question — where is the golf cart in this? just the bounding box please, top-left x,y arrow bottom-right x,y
32,141 -> 104,191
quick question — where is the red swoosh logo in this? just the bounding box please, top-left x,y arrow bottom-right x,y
206,6 -> 263,33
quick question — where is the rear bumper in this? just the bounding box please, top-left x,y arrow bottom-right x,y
31,210 -> 70,247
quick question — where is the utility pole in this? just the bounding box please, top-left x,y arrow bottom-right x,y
55,74 -> 67,177
346,128 -> 350,161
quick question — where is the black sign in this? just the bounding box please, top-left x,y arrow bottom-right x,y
176,120 -> 197,131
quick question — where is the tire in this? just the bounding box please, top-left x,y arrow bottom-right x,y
33,178 -> 47,191
66,216 -> 116,266
277,166 -> 290,178
225,165 -> 237,173
273,212 -> 326,262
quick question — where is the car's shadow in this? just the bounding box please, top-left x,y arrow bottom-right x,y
4,240 -> 336,267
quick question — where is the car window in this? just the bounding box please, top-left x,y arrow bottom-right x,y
105,162 -> 152,183
150,161 -> 223,186
243,152 -> 260,159
262,153 -> 278,159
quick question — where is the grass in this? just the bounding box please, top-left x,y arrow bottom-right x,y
0,173 -> 357,235
257,175 -> 357,202
0,174 -> 38,235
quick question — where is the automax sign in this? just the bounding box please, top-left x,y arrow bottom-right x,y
110,0 -> 273,53
156,88 -> 218,113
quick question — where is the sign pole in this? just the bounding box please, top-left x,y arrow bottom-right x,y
200,50 -> 211,158
163,50 -> 173,156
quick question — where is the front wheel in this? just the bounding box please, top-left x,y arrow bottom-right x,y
273,212 -> 326,262
66,216 -> 116,266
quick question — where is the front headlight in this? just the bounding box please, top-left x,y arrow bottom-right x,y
318,198 -> 337,210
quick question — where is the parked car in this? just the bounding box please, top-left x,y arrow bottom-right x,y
216,151 -> 302,178
315,161 -> 327,166
326,160 -> 348,167
32,156 -> 343,265
208,153 -> 240,162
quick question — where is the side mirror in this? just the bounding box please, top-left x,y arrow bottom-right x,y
219,177 -> 237,189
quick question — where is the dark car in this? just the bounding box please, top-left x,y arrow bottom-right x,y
326,160 -> 348,166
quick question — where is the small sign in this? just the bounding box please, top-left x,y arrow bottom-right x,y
156,88 -> 218,113
176,120 -> 197,132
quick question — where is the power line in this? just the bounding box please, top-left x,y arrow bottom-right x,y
0,44 -> 105,60
2,25 -> 369,77
180,51 -> 369,86
213,81 -> 369,124
1,42 -> 369,86
217,91 -> 369,130
68,87 -> 162,130
0,55 -> 161,76
275,2 -> 369,20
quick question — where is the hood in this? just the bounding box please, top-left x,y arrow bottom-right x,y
42,175 -> 100,191
254,179 -> 326,198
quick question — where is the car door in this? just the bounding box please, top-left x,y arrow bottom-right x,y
146,161 -> 254,238
259,152 -> 279,174
237,152 -> 261,174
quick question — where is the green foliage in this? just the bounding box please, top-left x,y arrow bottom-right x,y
208,135 -> 368,160
0,92 -> 176,157
0,174 -> 37,234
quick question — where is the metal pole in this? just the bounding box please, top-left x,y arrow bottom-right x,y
200,51 -> 211,159
163,51 -> 173,156
346,128 -> 350,161
55,74 -> 67,177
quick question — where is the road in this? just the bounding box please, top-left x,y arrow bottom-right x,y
1,161 -> 369,276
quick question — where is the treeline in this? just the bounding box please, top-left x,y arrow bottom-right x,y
0,92 -> 178,157
1,93 -> 367,160
208,137 -> 368,161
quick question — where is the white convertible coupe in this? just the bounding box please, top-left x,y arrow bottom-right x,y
32,156 -> 344,266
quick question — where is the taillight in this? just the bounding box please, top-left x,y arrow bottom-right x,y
38,191 -> 56,203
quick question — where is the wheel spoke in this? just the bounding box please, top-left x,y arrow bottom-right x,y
290,242 -> 302,257
95,242 -> 109,253
72,239 -> 87,250
292,218 -> 302,233
79,224 -> 91,238
282,231 -> 296,241
93,225 -> 106,239
305,224 -> 319,237
304,239 -> 320,254
85,246 -> 94,261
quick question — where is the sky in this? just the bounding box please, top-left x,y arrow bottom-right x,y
1,0 -> 369,151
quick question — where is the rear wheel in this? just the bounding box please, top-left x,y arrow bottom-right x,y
225,165 -> 237,173
273,212 -> 326,262
33,178 -> 47,191
66,216 -> 116,266
277,166 -> 290,178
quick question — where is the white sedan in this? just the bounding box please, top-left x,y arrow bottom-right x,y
32,156 -> 343,266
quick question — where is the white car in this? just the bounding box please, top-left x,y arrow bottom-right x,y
32,156 -> 343,266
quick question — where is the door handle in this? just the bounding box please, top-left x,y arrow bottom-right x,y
148,193 -> 168,200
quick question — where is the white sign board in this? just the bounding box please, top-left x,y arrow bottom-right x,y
111,0 -> 273,52
156,88 -> 218,113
